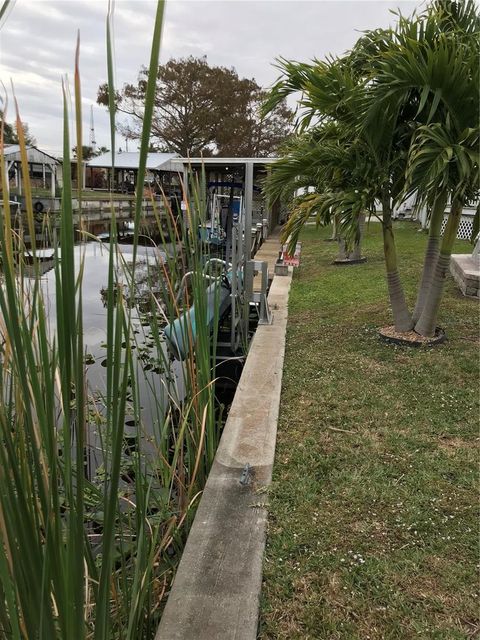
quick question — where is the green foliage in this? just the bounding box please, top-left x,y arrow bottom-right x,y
264,0 -> 479,333
266,0 -> 479,216
0,1 -> 229,637
72,145 -> 109,160
406,124 -> 479,205
362,1 -> 480,208
97,56 -> 293,156
0,109 -> 36,146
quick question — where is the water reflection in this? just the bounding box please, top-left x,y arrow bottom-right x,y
34,240 -> 185,476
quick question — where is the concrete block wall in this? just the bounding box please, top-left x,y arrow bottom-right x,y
450,254 -> 480,298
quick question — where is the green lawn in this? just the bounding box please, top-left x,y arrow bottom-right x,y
259,222 -> 479,640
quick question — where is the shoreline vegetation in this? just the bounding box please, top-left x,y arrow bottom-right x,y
0,0 -> 478,637
0,2 -> 231,636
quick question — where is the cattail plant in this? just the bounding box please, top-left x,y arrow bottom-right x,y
0,0 -> 229,636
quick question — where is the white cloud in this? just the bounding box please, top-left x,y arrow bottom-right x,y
0,0 -> 423,154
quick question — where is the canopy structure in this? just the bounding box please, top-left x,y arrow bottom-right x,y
85,153 -> 282,239
87,151 -> 178,171
167,157 -> 278,168
168,157 -> 281,239
87,151 -> 179,192
3,145 -> 60,198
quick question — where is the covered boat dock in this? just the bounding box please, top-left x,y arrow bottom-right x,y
167,157 -> 282,258
86,150 -> 179,193
3,145 -> 59,198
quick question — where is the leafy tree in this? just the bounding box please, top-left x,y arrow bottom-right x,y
1,110 -> 36,146
72,145 -> 109,160
1,115 -> 16,145
97,56 -> 293,157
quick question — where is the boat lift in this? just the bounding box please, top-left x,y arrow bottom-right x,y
163,162 -> 272,361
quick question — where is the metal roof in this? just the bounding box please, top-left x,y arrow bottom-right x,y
87,151 -> 178,170
3,144 -> 21,155
3,145 -> 59,163
170,157 -> 278,167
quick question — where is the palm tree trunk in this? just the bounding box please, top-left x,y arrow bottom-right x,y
414,198 -> 463,337
382,197 -> 412,332
349,212 -> 365,261
331,214 -> 337,239
349,245 -> 361,261
412,191 -> 448,324
337,236 -> 348,260
325,213 -> 338,241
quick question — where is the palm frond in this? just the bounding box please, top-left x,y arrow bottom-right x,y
281,192 -> 331,252
406,122 -> 479,204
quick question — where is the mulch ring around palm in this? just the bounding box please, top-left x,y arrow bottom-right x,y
378,325 -> 446,347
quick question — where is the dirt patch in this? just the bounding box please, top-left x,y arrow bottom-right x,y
356,355 -> 389,375
437,436 -> 478,453
379,325 -> 446,347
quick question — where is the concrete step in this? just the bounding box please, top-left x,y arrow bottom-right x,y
450,253 -> 480,298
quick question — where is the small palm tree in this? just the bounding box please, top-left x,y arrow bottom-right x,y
264,0 -> 479,337
267,125 -> 369,264
265,53 -> 414,331
365,0 -> 479,335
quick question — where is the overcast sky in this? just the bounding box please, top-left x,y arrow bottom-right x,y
0,0 -> 424,155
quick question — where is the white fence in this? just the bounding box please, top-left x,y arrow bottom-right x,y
416,204 -> 477,241
440,207 -> 476,241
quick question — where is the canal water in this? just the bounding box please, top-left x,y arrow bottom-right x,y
32,240 -> 186,478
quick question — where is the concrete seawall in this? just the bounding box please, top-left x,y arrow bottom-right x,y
156,251 -> 292,639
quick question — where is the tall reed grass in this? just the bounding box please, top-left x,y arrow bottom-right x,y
0,1 -> 229,636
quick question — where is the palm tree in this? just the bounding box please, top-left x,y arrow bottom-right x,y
266,125 -> 369,264
264,0 -> 479,337
408,125 -> 478,335
265,53 -> 414,331
364,0 -> 479,335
